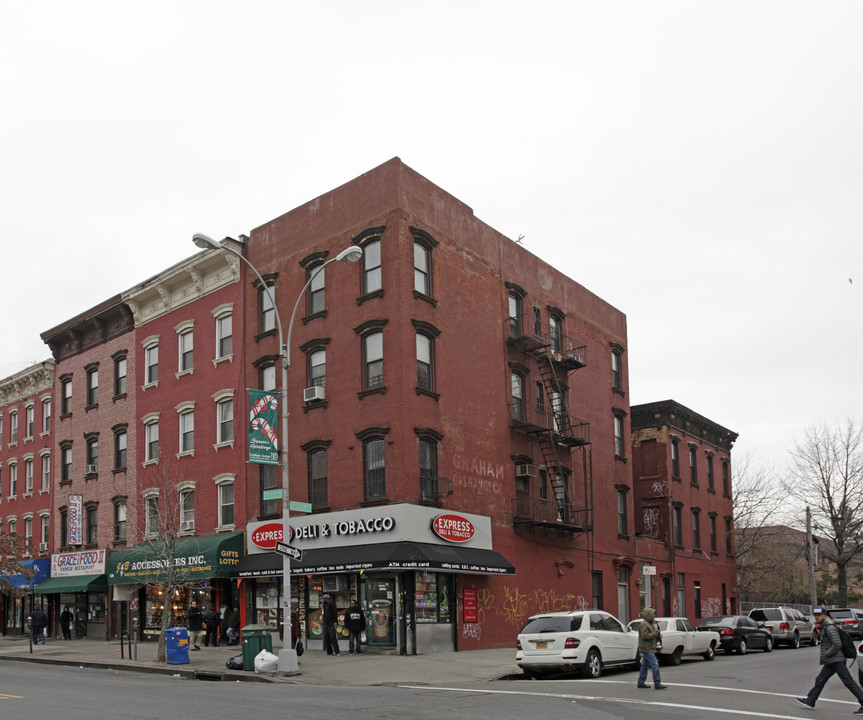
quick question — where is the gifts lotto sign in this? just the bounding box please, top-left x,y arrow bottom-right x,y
431,514 -> 475,543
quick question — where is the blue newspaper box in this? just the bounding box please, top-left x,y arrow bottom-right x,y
165,626 -> 190,665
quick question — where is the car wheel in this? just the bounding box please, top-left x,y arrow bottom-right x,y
810,633 -> 820,647
703,643 -> 715,661
669,647 -> 683,666
790,633 -> 800,649
737,638 -> 747,655
582,648 -> 602,678
764,637 -> 773,652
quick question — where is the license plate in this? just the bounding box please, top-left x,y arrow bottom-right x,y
536,641 -> 548,649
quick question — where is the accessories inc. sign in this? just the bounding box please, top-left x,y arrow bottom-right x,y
430,513 -> 475,543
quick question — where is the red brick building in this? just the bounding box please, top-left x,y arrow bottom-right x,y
630,399 -> 738,620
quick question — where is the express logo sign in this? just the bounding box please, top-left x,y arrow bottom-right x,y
431,514 -> 475,543
251,522 -> 289,549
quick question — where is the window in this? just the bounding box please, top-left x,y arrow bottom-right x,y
9,462 -> 18,496
86,437 -> 98,470
689,445 -> 698,485
510,371 -> 525,422
218,480 -> 235,527
309,349 -> 326,388
363,437 -> 386,500
419,437 -> 438,500
308,448 -> 328,508
364,331 -> 383,389
693,581 -> 702,619
41,398 -> 51,433
261,363 -> 276,392
8,519 -> 16,536
549,315 -> 561,352
260,465 -> 279,516
709,513 -> 718,553
114,501 -> 127,542
180,489 -> 195,532
722,460 -> 730,497
673,504 -> 683,547
61,378 -> 72,415
25,516 -> 33,547
414,240 -> 430,296
40,514 -> 49,546
10,411 -> 18,443
60,508 -> 68,547
61,445 -> 72,482
145,344 -> 159,384
0,466 -> 3,498
86,506 -> 97,545
216,312 -> 232,359
40,452 -> 50,491
725,517 -> 733,554
692,508 -> 701,550
508,293 -> 522,338
178,328 -> 194,372
539,468 -> 548,499
25,405 -> 34,439
217,397 -> 234,444
145,496 -> 159,537
706,454 -> 715,491
86,367 -> 98,406
671,437 -> 680,478
614,415 -> 625,457
362,238 -> 381,294
260,284 -> 276,332
24,458 -> 33,494
612,349 -> 622,390
144,418 -> 159,462
114,429 -> 127,469
308,263 -> 325,315
533,307 -> 542,337
616,489 -> 628,535
592,571 -> 603,610
114,355 -> 127,396
677,573 -> 686,618
179,409 -> 195,453
416,333 -> 434,391
0,415 -> 3,446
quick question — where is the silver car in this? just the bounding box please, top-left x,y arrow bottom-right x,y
748,607 -> 816,648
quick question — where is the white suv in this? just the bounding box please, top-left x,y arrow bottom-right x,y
748,607 -> 816,648
516,609 -> 640,679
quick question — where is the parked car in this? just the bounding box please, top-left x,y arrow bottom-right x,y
628,616 -> 720,664
748,607 -> 816,648
516,610 -> 640,679
855,634 -> 863,684
697,615 -> 774,654
823,608 -> 863,640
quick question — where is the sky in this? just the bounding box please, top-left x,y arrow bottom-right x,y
1,1 -> 860,476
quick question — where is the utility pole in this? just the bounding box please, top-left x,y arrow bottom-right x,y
806,506 -> 818,608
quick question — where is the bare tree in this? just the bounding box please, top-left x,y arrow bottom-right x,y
783,419 -> 863,606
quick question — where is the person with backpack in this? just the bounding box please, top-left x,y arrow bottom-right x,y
202,603 -> 220,647
797,607 -> 863,713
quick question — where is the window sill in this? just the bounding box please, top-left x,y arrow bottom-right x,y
302,309 -> 327,325
23,492 -> 33,499
60,413 -> 71,420
112,540 -> 128,549
612,387 -> 626,397
615,454 -> 628,463
618,533 -> 630,540
142,459 -> 159,468
84,472 -> 97,480
216,525 -> 236,533
302,400 -> 329,414
707,488 -> 716,494
213,354 -> 233,368
85,403 -> 99,412
672,476 -> 681,483
254,328 -> 277,343
39,488 -> 49,495
113,393 -> 128,403
358,385 -> 387,399
360,497 -> 389,508
176,369 -> 194,380
415,386 -> 440,401
413,290 -> 438,308
40,431 -> 50,439
6,495 -> 17,502
112,467 -> 127,475
356,289 -> 384,306
141,381 -> 159,392
176,450 -> 195,460
59,480 -> 72,487
24,435 -> 34,443
177,529 -> 195,537
214,441 -> 235,451
8,441 -> 17,448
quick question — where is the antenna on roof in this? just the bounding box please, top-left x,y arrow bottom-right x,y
516,234 -> 525,245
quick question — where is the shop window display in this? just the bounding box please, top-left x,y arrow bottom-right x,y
143,585 -> 211,637
415,571 -> 453,623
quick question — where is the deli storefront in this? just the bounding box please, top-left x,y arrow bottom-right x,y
235,504 -> 514,654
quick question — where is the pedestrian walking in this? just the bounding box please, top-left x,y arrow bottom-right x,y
290,610 -> 302,650
202,603 -> 220,647
225,606 -> 241,645
797,607 -> 863,713
30,607 -> 47,645
187,600 -> 203,651
636,607 -> 667,690
343,598 -> 366,655
60,605 -> 73,640
321,594 -> 340,656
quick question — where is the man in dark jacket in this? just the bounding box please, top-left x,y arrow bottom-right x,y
321,594 -> 340,656
30,607 -> 47,645
202,604 -> 220,647
797,607 -> 863,713
225,606 -> 241,645
187,601 -> 204,651
636,607 -> 666,689
343,599 -> 366,655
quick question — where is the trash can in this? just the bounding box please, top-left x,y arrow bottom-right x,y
165,626 -> 190,665
241,623 -> 274,671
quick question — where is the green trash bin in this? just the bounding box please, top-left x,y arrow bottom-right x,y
241,623 -> 274,671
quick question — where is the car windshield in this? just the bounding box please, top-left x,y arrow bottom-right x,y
700,616 -> 734,627
520,616 -> 580,634
750,609 -> 782,621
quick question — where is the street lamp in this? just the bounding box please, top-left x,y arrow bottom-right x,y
192,233 -> 362,672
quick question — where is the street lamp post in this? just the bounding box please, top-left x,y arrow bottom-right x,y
193,233 -> 362,672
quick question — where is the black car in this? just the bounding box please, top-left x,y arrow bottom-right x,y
697,615 -> 774,654
823,608 -> 863,640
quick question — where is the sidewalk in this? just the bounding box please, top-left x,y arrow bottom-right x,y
0,635 -> 521,685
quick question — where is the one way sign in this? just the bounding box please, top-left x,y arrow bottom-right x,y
275,541 -> 303,561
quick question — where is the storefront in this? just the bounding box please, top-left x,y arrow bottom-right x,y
34,549 -> 108,639
235,505 -> 514,654
2,558 -> 50,636
106,532 -> 244,639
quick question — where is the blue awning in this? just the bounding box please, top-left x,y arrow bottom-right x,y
6,559 -> 50,589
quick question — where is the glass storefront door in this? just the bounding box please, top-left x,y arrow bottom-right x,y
364,578 -> 395,647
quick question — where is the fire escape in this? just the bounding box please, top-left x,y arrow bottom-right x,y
508,313 -> 591,534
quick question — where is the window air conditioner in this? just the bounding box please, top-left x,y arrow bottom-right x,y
85,464 -> 97,475
181,521 -> 195,532
515,463 -> 538,478
303,386 -> 326,402
39,542 -> 48,551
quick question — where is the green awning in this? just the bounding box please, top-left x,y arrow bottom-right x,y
35,574 -> 107,594
107,532 -> 244,585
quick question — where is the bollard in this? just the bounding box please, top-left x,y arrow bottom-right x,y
132,616 -> 139,661
27,616 -> 32,654
120,630 -> 130,659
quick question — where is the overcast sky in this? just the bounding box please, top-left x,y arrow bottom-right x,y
1,2 -> 860,475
